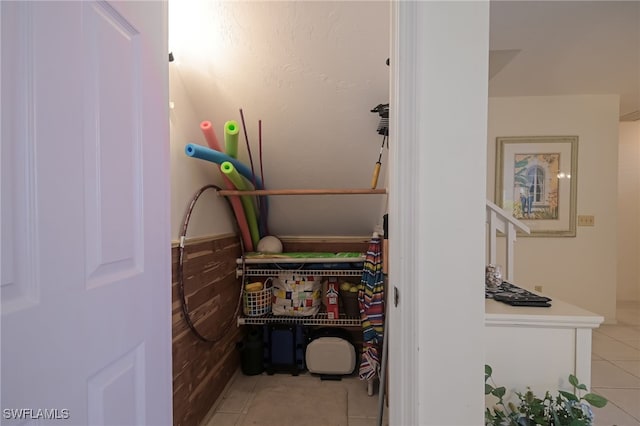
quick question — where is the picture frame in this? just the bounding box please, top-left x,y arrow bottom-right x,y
495,136 -> 578,237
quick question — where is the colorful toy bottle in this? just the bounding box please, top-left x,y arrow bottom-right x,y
326,278 -> 340,320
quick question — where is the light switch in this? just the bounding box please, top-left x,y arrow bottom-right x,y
577,215 -> 595,226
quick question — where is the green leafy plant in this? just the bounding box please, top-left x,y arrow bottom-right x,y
485,364 -> 608,426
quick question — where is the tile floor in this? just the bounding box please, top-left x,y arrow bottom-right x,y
203,301 -> 639,426
592,300 -> 640,426
203,370 -> 385,426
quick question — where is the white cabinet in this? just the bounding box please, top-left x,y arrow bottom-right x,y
485,296 -> 603,399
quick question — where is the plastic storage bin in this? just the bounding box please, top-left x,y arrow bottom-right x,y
243,286 -> 272,316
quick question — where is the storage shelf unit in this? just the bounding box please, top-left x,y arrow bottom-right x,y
237,254 -> 365,327
238,313 -> 362,326
236,255 -> 365,278
239,268 -> 364,278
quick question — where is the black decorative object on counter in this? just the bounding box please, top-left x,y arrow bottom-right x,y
486,282 -> 552,307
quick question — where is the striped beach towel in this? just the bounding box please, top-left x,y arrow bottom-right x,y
358,236 -> 385,381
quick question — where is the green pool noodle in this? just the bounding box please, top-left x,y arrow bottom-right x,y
224,120 -> 239,159
220,161 -> 260,247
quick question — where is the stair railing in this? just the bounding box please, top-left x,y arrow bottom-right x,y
486,200 -> 530,282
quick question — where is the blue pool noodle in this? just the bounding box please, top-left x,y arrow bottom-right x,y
185,143 -> 269,234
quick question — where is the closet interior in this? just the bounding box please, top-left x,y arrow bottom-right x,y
169,2 -> 391,425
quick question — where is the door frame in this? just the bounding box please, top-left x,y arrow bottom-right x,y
388,2 -> 490,424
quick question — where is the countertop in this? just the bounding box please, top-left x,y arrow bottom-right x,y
486,296 -> 604,328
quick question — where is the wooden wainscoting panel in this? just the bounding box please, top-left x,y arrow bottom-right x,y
172,235 -> 242,426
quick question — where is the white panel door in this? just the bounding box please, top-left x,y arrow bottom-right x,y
1,1 -> 171,425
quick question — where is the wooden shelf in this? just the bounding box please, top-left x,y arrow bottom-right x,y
218,188 -> 387,196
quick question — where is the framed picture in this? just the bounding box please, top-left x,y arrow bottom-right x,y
495,136 -> 578,237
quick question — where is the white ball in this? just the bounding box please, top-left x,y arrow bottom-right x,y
257,236 -> 283,253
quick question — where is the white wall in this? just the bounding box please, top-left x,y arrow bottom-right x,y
617,121 -> 640,301
169,63 -> 236,242
389,2 -> 489,424
168,1 -> 390,240
487,95 -> 619,322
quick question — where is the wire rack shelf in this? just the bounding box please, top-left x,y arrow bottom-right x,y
237,312 -> 361,327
